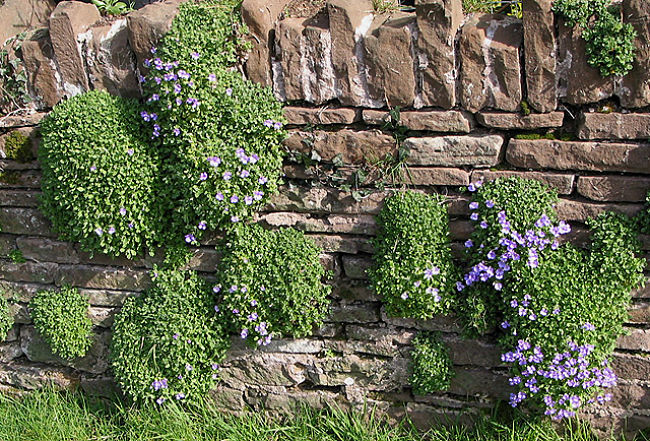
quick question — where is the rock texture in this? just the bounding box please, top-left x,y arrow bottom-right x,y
20,29 -> 63,109
620,0 -> 650,108
578,112 -> 650,140
0,0 -> 56,48
459,14 -> 523,112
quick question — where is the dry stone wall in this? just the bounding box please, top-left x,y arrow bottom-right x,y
2,0 -> 650,436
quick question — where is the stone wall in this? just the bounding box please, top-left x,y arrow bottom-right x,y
2,0 -> 650,436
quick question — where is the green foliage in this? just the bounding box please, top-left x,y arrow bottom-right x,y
3,130 -> 34,163
91,0 -> 133,15
637,192 -> 650,235
553,0 -> 636,77
110,269 -> 230,404
30,286 -> 92,359
462,0 -> 521,17
0,32 -> 31,112
0,290 -> 14,342
141,0 -> 285,245
39,91 -> 163,259
370,191 -> 456,320
458,178 -> 558,336
215,225 -> 330,347
409,332 -> 453,395
7,249 -> 25,263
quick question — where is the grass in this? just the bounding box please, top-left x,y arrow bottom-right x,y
0,388 -> 647,441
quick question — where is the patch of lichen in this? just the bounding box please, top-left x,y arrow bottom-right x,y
3,131 -> 34,163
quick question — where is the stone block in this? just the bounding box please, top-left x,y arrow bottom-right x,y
471,170 -> 575,195
476,112 -> 564,130
21,28 -> 64,109
0,208 -> 52,236
0,341 -> 22,362
459,14 -> 523,112
363,110 -> 472,133
364,13 -> 417,108
78,288 -> 136,307
0,190 -> 40,207
405,168 -> 470,186
0,261 -> 58,284
0,171 -> 42,189
283,129 -> 396,164
448,367 -> 509,399
611,352 -> 650,380
257,212 -> 376,235
88,307 -> 117,328
617,328 -> 650,352
405,135 -> 504,167
268,186 -> 386,214
620,0 -> 650,108
49,1 -> 101,97
329,302 -> 380,323
576,176 -> 650,202
16,237 -> 80,264
414,0 -> 463,109
522,0 -> 557,112
555,199 -> 642,223
506,139 -> 650,174
341,255 -> 372,280
283,107 -> 360,125
0,361 -> 80,390
0,0 -> 55,48
578,113 -> 650,140
55,265 -> 151,291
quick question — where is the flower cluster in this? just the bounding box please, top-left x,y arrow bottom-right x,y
502,339 -> 616,420
214,283 -> 273,347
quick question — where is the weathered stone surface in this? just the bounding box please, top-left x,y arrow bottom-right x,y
0,0 -> 56,48
578,113 -> 650,140
331,278 -> 378,301
0,127 -> 38,160
414,0 -> 463,109
506,139 -> 650,174
459,14 -> 523,112
330,302 -> 380,323
620,0 -> 650,108
283,130 -> 396,164
21,28 -> 64,109
471,170 -> 575,195
0,208 -> 52,236
283,107 -> 360,125
275,15 -> 336,103
405,135 -> 504,167
0,112 -> 47,129
617,329 -> 650,352
611,353 -> 650,380
628,302 -> 650,324
0,234 -> 15,255
0,281 -> 48,303
257,212 -> 376,235
208,384 -> 246,412
327,0 -> 381,108
363,110 -> 472,133
241,0 -> 291,87
0,159 -> 40,171
0,261 -> 57,284
16,237 -> 80,264
85,19 -> 139,97
0,190 -> 40,207
309,234 -> 372,254
307,354 -> 408,390
20,326 -> 110,374
345,325 -> 415,357
248,388 -> 340,414
10,302 -> 30,324
55,265 -> 151,291
405,168 -> 470,186
221,353 -> 309,387
522,0 -> 557,112
364,13 -> 416,108
0,341 -> 22,362
269,186 -> 386,214
448,367 -> 509,399
443,335 -> 502,367
126,0 -> 183,73
341,255 -> 371,280
88,307 -> 117,328
577,176 -> 650,202
556,199 -> 642,223
49,1 -> 101,97
80,375 -> 118,397
79,288 -> 136,307
476,112 -> 564,130
0,361 -> 80,390
406,402 -> 475,431
0,171 -> 41,189
557,18 -> 614,105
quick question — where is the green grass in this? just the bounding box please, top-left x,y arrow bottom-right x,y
0,388 -> 647,441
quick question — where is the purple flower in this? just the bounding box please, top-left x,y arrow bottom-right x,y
223,172 -> 232,180
274,122 -> 282,130
248,312 -> 258,321
191,52 -> 200,60
173,128 -> 181,136
119,207 -> 127,216
230,195 -> 239,204
185,364 -> 193,371
178,70 -> 190,80
108,227 -> 116,235
485,200 -> 495,208
215,192 -> 225,201
240,170 -> 250,178
225,88 -> 233,96
469,202 -> 479,210
198,221 -> 207,230
501,321 -> 510,329
231,216 -> 240,223
95,228 -> 103,236
241,329 -> 249,339
400,292 -> 409,300
185,233 -> 196,243
150,47 -> 157,54
582,322 -> 596,331
127,149 -> 134,156
156,397 -> 165,405
208,73 -> 217,82
424,267 -> 439,279
480,221 -> 489,229
244,196 -> 254,205
199,172 -> 208,181
208,156 -> 221,167
464,240 -> 474,248
174,83 -> 182,94
258,176 -> 268,185
214,305 -> 220,312
263,119 -> 274,128
253,191 -> 264,201
175,393 -> 186,400
470,212 -> 479,221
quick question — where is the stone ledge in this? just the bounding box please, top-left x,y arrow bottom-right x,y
283,107 -> 361,125
471,170 -> 574,195
405,135 -> 504,167
362,110 -> 472,133
476,111 -> 564,130
578,113 -> 650,140
576,176 -> 650,202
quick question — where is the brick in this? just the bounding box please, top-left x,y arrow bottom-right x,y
471,170 -> 575,195
283,130 -> 396,164
55,265 -> 151,291
0,190 -> 40,207
342,255 -> 372,280
617,328 -> 650,352
16,237 -> 79,264
0,261 -> 57,284
506,139 -> 650,174
362,110 -> 472,133
555,199 -> 642,223
578,113 -> 650,140
0,208 -> 53,236
576,176 -> 650,202
476,112 -> 564,130
405,135 -> 504,167
0,171 -> 41,188
257,212 -> 377,236
283,107 -> 360,125
404,168 -> 470,186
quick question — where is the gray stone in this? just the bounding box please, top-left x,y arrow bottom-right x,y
0,361 -> 80,390
404,135 -> 504,167
283,107 -> 360,125
620,0 -> 650,108
0,190 -> 40,207
16,237 -> 80,264
257,212 -> 376,235
0,261 -> 58,284
363,110 -> 472,133
576,176 -> 650,202
55,265 -> 151,291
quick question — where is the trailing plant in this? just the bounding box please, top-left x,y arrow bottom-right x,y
409,332 -> 453,395
91,0 -> 133,15
0,289 -> 14,342
2,130 -> 34,163
140,0 -> 285,246
370,191 -> 456,320
214,225 -> 330,347
111,269 -> 230,404
459,178 -> 645,420
553,0 -> 636,77
39,91 -> 164,259
30,286 -> 93,359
